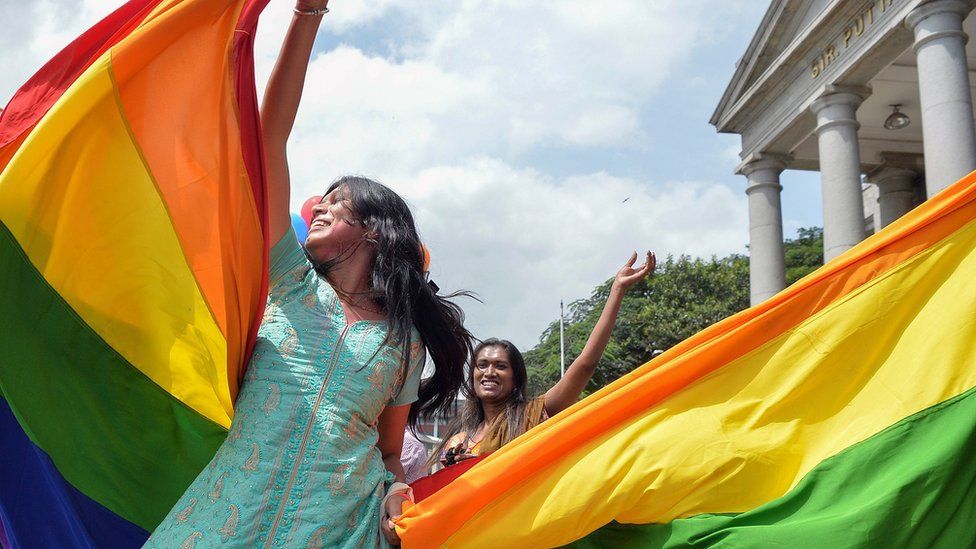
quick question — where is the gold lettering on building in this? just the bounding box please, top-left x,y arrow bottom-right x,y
810,0 -> 897,79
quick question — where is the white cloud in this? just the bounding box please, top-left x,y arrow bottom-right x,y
376,159 -> 748,348
283,46 -> 491,184
254,1 -> 752,348
2,0 -> 754,351
256,0 -> 713,177
0,1 -> 116,104
561,105 -> 642,147
722,143 -> 744,165
412,0 -> 703,150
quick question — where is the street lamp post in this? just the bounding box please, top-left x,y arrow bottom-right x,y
559,300 -> 566,378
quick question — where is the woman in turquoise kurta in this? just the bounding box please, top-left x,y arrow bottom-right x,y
148,227 -> 425,548
148,1 -> 474,546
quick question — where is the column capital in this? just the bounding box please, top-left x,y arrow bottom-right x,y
908,0 -> 973,52
736,153 -> 791,177
868,163 -> 920,228
866,165 -> 918,191
907,0 -> 973,33
811,85 -> 872,113
877,151 -> 925,171
811,85 -> 871,134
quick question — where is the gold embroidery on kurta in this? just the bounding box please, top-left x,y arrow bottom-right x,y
178,531 -> 202,549
264,383 -> 281,415
175,497 -> 197,523
241,443 -> 260,476
208,471 -> 227,503
219,505 -> 239,542
328,464 -> 350,496
306,526 -> 329,549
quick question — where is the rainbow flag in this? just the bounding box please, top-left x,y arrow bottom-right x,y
0,0 -> 269,546
397,173 -> 976,547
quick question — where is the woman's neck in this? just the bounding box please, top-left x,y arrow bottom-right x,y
327,268 -> 370,297
326,255 -> 385,321
480,400 -> 506,428
325,250 -> 374,297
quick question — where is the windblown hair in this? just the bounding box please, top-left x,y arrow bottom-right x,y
432,338 -> 546,462
310,176 -> 474,427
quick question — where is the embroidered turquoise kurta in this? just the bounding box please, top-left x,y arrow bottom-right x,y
147,229 -> 424,548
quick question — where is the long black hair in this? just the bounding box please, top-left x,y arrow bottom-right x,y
310,176 -> 474,428
432,338 -> 538,461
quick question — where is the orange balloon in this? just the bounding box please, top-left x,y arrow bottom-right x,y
421,245 -> 431,272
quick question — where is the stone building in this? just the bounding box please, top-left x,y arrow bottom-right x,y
712,0 -> 976,304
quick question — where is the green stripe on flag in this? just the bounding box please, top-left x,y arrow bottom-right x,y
567,384 -> 976,548
0,221 -> 227,531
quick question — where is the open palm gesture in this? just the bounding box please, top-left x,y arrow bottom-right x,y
614,251 -> 655,290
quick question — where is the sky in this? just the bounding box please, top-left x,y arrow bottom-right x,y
0,0 -> 825,350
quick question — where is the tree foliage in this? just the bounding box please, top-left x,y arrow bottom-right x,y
524,227 -> 824,398
785,226 -> 824,285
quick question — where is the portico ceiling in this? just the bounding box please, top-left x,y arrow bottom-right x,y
790,25 -> 976,172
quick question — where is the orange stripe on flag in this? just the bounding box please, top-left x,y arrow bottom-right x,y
110,0 -> 264,396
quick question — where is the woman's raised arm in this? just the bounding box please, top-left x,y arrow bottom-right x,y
261,1 -> 330,244
543,251 -> 655,416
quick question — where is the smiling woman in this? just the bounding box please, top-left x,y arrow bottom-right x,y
433,251 -> 655,467
437,339 -> 540,465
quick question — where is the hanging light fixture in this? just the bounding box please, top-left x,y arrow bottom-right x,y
884,104 -> 911,130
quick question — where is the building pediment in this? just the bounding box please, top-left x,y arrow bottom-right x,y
711,0 -> 938,163
713,0 -> 838,129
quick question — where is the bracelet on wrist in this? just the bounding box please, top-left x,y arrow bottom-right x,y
293,7 -> 329,16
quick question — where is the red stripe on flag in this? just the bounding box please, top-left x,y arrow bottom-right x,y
411,455 -> 490,503
232,0 -> 272,382
0,0 -> 164,150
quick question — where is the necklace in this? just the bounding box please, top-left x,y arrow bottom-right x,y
344,300 -> 384,315
334,288 -> 384,315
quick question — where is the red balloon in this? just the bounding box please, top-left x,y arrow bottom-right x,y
300,195 -> 322,226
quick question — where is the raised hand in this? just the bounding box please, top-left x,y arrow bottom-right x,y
543,249 -> 656,416
614,251 -> 655,290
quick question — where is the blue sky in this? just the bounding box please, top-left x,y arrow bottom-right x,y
2,1 -> 825,349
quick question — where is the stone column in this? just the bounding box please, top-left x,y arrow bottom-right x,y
866,165 -> 918,228
739,155 -> 788,305
811,88 -> 869,262
907,0 -> 976,196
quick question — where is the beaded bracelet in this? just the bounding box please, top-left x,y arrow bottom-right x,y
293,7 -> 329,16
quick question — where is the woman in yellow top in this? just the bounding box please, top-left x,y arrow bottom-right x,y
437,251 -> 655,465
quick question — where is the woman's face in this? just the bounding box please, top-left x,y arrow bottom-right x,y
304,186 -> 370,262
473,346 -> 516,404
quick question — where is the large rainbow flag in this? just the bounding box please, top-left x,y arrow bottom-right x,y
3,1 -> 975,548
397,171 -> 976,547
0,0 -> 270,546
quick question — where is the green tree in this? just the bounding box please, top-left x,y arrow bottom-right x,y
785,226 -> 823,284
524,228 -> 824,397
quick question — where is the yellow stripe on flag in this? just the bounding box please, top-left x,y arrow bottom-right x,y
0,54 -> 231,428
